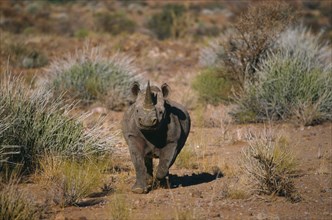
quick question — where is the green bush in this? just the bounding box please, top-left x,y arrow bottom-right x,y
0,74 -> 117,173
94,11 -> 136,35
46,47 -> 141,110
192,68 -> 238,105
147,4 -> 191,40
233,26 -> 332,125
74,28 -> 89,39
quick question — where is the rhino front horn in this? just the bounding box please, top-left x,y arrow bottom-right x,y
144,81 -> 154,109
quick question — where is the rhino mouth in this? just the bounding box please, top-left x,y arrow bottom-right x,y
138,123 -> 159,131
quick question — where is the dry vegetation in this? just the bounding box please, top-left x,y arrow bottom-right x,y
240,130 -> 298,200
0,0 -> 331,219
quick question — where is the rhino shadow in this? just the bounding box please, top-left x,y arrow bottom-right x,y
168,172 -> 223,189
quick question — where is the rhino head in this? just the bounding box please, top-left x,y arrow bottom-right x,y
131,81 -> 170,131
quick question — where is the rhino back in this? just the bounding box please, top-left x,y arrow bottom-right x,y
165,100 -> 190,139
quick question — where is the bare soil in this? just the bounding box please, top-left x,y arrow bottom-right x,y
48,122 -> 332,220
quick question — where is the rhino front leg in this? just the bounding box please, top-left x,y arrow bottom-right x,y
156,143 -> 179,180
127,136 -> 149,194
145,156 -> 153,187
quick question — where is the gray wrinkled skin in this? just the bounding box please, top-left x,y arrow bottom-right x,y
122,81 -> 191,194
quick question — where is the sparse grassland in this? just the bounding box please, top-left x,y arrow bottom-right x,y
94,11 -> 136,35
147,4 -> 193,40
1,40 -> 48,68
0,1 -> 331,219
175,146 -> 198,170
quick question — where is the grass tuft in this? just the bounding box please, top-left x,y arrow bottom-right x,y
240,131 -> 298,200
109,194 -> 130,220
0,170 -> 49,220
0,73 -> 117,174
37,154 -> 110,207
45,46 -> 141,110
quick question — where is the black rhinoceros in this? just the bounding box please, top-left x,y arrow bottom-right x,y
122,81 -> 191,193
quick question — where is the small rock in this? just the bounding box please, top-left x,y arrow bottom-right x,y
256,213 -> 268,220
211,166 -> 221,176
191,190 -> 203,198
91,107 -> 107,115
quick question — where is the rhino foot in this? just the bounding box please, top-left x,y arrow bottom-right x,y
146,175 -> 153,187
131,182 -> 148,194
156,167 -> 169,180
152,176 -> 169,189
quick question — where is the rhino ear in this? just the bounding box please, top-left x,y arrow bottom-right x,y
161,83 -> 170,98
131,81 -> 140,97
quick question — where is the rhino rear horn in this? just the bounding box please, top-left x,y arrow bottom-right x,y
144,81 -> 154,109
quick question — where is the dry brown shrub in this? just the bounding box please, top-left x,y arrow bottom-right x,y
240,129 -> 300,202
223,1 -> 295,86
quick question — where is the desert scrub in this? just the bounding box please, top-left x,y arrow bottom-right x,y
37,155 -> 110,207
241,131 -> 298,200
192,68 -> 238,105
94,11 -> 136,35
46,46 -> 141,110
233,26 -> 332,125
147,4 -> 193,40
199,1 -> 294,87
2,41 -> 48,68
74,28 -> 89,39
0,74 -> 117,173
